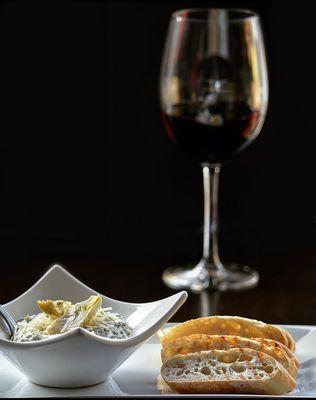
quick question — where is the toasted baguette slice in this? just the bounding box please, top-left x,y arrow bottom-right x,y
161,334 -> 298,378
161,348 -> 296,395
161,316 -> 295,351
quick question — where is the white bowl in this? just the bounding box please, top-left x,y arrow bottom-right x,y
0,264 -> 187,388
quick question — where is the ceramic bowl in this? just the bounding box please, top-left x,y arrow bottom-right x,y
0,264 -> 187,388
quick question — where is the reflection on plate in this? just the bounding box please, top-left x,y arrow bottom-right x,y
0,324 -> 315,397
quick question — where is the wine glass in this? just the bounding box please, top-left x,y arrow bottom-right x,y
160,8 -> 268,292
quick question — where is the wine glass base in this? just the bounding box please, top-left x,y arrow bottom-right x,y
162,262 -> 259,292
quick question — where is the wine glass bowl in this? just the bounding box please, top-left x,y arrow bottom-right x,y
160,8 -> 268,292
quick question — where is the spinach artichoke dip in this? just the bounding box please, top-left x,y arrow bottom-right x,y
12,295 -> 133,342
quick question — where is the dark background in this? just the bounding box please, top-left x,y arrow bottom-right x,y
1,0 -> 316,323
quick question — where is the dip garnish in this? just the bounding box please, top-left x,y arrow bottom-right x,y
13,295 -> 133,342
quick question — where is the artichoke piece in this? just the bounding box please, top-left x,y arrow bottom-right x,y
45,295 -> 102,335
74,294 -> 103,326
37,299 -> 72,319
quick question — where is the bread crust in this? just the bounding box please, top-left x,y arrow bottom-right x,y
161,349 -> 296,395
161,316 -> 294,351
165,377 -> 294,395
282,329 -> 296,352
252,337 -> 299,368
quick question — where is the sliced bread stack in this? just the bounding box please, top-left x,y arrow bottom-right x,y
160,316 -> 298,395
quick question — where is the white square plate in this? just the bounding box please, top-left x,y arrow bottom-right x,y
0,324 -> 315,398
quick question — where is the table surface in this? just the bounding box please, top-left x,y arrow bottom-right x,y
2,248 -> 315,325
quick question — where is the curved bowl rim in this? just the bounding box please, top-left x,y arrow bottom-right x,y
0,264 -> 187,348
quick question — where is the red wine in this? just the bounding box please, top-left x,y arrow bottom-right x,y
162,102 -> 260,164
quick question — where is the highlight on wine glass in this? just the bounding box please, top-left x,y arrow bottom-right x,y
160,8 -> 268,292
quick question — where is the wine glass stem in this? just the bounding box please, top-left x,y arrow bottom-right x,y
202,163 -> 223,271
